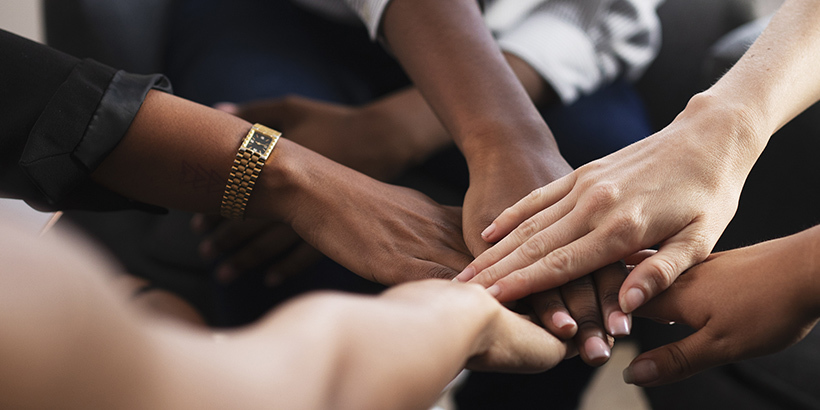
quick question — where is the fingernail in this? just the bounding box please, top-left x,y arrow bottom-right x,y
481,223 -> 496,239
191,214 -> 205,233
623,359 -> 658,385
216,265 -> 236,283
199,241 -> 216,259
608,311 -> 631,337
214,102 -> 238,114
552,311 -> 576,330
486,284 -> 501,298
584,337 -> 611,362
621,287 -> 645,313
454,266 -> 476,282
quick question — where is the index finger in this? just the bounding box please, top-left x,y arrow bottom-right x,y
481,174 -> 576,243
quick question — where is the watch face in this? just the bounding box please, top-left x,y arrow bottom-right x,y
248,132 -> 272,154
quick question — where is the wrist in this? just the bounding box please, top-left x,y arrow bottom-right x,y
464,125 -> 571,185
245,138 -> 307,222
359,89 -> 451,166
682,92 -> 771,166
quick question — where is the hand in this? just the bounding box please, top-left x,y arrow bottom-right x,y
624,226 -> 820,386
280,142 -> 473,285
529,263 -> 631,366
192,214 -> 322,287
461,142 -> 572,257
217,92 -> 450,181
458,101 -> 764,311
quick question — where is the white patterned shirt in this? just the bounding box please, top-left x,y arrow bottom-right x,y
291,0 -> 663,104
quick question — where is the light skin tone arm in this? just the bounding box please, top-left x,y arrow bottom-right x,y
625,224 -> 820,386
0,222 -> 568,410
458,0 -> 820,312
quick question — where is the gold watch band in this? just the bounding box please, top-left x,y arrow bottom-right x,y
220,123 -> 281,220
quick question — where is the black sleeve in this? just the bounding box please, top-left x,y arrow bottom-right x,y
0,29 -> 171,212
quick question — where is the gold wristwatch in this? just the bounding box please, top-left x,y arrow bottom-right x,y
220,123 -> 281,220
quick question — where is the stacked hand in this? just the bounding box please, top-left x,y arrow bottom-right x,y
627,225 -> 820,386
457,104 -> 762,314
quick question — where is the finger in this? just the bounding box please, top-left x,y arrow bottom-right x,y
213,102 -> 239,115
190,213 -> 224,235
217,225 -> 302,283
485,223 -> 636,302
264,243 -> 323,287
467,311 -> 570,373
623,249 -> 656,266
623,328 -> 723,386
530,289 -> 578,340
481,174 -> 577,243
459,203 -> 585,287
561,275 -> 611,366
592,262 -> 631,337
619,226 -> 712,313
200,220 -> 271,261
232,98 -> 297,129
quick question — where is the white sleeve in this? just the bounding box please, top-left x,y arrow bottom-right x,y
492,0 -> 663,104
340,0 -> 394,39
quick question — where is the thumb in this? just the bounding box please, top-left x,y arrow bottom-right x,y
622,329 -> 721,386
619,229 -> 711,313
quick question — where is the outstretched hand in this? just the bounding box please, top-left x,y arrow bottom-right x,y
626,225 -> 820,386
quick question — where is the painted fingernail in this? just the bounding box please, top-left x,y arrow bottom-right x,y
216,265 -> 236,283
623,359 -> 658,385
454,266 -> 476,282
486,284 -> 502,298
608,311 -> 631,337
621,287 -> 645,313
552,311 -> 576,330
481,223 -> 496,239
584,337 -> 611,362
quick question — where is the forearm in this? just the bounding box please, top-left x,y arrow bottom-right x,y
380,0 -> 561,164
91,89 -> 308,221
691,0 -> 820,157
363,52 -> 557,165
797,224 -> 820,316
220,281 -> 496,410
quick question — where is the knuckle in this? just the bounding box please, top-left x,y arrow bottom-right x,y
643,257 -> 680,293
664,343 -> 694,379
427,265 -> 458,281
561,276 -> 594,297
515,218 -> 542,241
584,182 -> 621,211
604,210 -> 645,239
540,247 -> 575,285
520,234 -> 550,262
525,186 -> 548,204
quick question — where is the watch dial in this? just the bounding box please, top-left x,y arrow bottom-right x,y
248,133 -> 272,154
